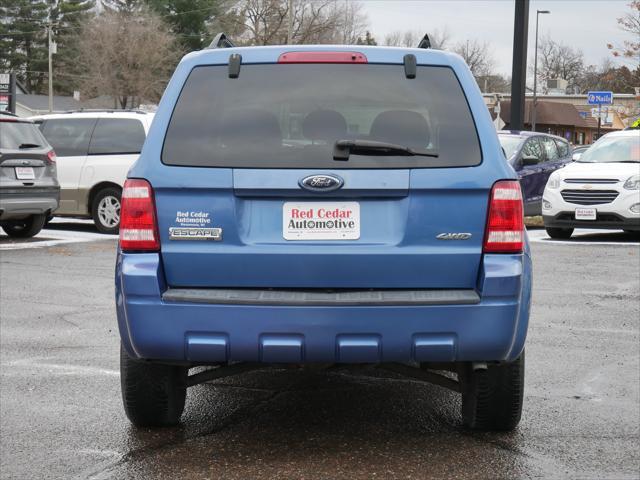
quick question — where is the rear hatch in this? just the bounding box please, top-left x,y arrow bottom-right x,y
154,58 -> 489,289
0,119 -> 56,189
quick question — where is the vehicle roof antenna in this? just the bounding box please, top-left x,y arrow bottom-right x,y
207,32 -> 236,49
403,54 -> 417,79
228,53 -> 242,78
417,34 -> 431,49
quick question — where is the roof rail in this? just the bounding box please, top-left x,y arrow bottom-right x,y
417,34 -> 431,49
0,110 -> 18,117
207,33 -> 236,49
62,109 -> 148,114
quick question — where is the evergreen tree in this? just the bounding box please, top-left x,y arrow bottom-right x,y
356,31 -> 377,46
52,0 -> 96,95
0,0 -> 49,93
145,0 -> 225,52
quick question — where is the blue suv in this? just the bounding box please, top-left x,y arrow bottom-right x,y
116,39 -> 532,431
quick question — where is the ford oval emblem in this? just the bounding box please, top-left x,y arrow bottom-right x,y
299,174 -> 344,192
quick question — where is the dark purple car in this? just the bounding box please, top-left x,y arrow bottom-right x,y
498,131 -> 573,216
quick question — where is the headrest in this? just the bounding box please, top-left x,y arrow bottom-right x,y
369,110 -> 430,148
302,110 -> 348,143
219,109 -> 282,148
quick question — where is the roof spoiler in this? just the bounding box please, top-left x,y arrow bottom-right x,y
207,32 -> 236,49
417,34 -> 431,49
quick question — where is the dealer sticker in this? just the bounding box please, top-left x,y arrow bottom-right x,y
283,202 -> 360,240
170,210 -> 222,240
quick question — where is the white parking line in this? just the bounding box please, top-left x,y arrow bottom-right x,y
3,358 -> 119,377
0,219 -> 114,251
528,228 -> 640,246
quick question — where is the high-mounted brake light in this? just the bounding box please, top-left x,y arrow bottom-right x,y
119,179 -> 160,252
46,150 -> 56,164
483,180 -> 524,254
277,51 -> 367,63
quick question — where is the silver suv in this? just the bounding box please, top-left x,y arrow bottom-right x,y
0,112 -> 59,238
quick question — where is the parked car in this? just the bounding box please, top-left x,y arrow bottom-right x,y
0,112 -> 59,238
497,131 -> 573,216
571,145 -> 590,161
116,42 -> 532,431
542,129 -> 640,238
30,111 -> 154,234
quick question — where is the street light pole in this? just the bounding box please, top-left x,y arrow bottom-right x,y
48,24 -> 53,113
532,9 -> 550,132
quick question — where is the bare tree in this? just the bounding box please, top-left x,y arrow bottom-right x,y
334,1 -> 368,44
76,9 -> 182,108
607,0 -> 640,63
454,39 -> 495,78
382,28 -> 450,50
228,0 -> 367,45
534,35 -> 584,93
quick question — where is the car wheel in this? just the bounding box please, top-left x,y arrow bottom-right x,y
120,343 -> 187,427
460,351 -> 525,431
1,214 -> 47,238
545,227 -> 573,239
92,187 -> 121,234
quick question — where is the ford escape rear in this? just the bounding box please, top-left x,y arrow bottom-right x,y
115,42 -> 532,431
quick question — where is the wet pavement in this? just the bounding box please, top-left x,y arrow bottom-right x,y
0,232 -> 638,479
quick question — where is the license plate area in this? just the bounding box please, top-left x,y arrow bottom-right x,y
575,207 -> 597,220
283,202 -> 360,240
15,167 -> 35,180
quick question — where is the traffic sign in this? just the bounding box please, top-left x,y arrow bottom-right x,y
587,91 -> 613,105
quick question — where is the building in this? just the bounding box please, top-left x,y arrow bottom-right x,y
485,92 -> 639,144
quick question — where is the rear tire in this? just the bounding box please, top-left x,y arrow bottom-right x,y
1,214 -> 46,238
120,344 -> 187,427
92,187 -> 121,234
545,227 -> 573,239
460,351 -> 525,431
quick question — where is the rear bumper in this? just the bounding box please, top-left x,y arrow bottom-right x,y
0,187 -> 60,220
116,252 -> 532,364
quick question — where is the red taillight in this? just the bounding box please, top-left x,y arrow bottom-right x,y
483,180 -> 524,254
119,179 -> 160,252
277,51 -> 367,63
46,150 -> 56,164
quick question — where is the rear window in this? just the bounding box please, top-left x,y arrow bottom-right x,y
0,122 -> 48,150
162,64 -> 481,169
88,118 -> 146,155
41,118 -> 96,156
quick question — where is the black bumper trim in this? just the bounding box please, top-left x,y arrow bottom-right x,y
543,213 -> 640,231
162,288 -> 481,306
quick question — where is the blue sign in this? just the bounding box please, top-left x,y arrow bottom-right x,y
587,91 -> 613,105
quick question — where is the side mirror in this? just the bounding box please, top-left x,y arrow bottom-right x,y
572,152 -> 582,161
521,154 -> 539,166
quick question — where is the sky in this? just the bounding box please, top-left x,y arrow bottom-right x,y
360,0 -> 633,76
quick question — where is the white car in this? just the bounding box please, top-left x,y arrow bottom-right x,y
542,129 -> 640,239
30,111 -> 154,233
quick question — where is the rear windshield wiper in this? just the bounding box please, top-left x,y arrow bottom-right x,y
18,143 -> 41,149
333,139 -> 439,161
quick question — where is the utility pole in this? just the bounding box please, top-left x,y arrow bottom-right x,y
47,23 -> 53,113
510,0 -> 529,131
532,9 -> 550,132
287,0 -> 294,44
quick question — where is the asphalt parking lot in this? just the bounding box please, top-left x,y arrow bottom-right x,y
0,224 -> 638,479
